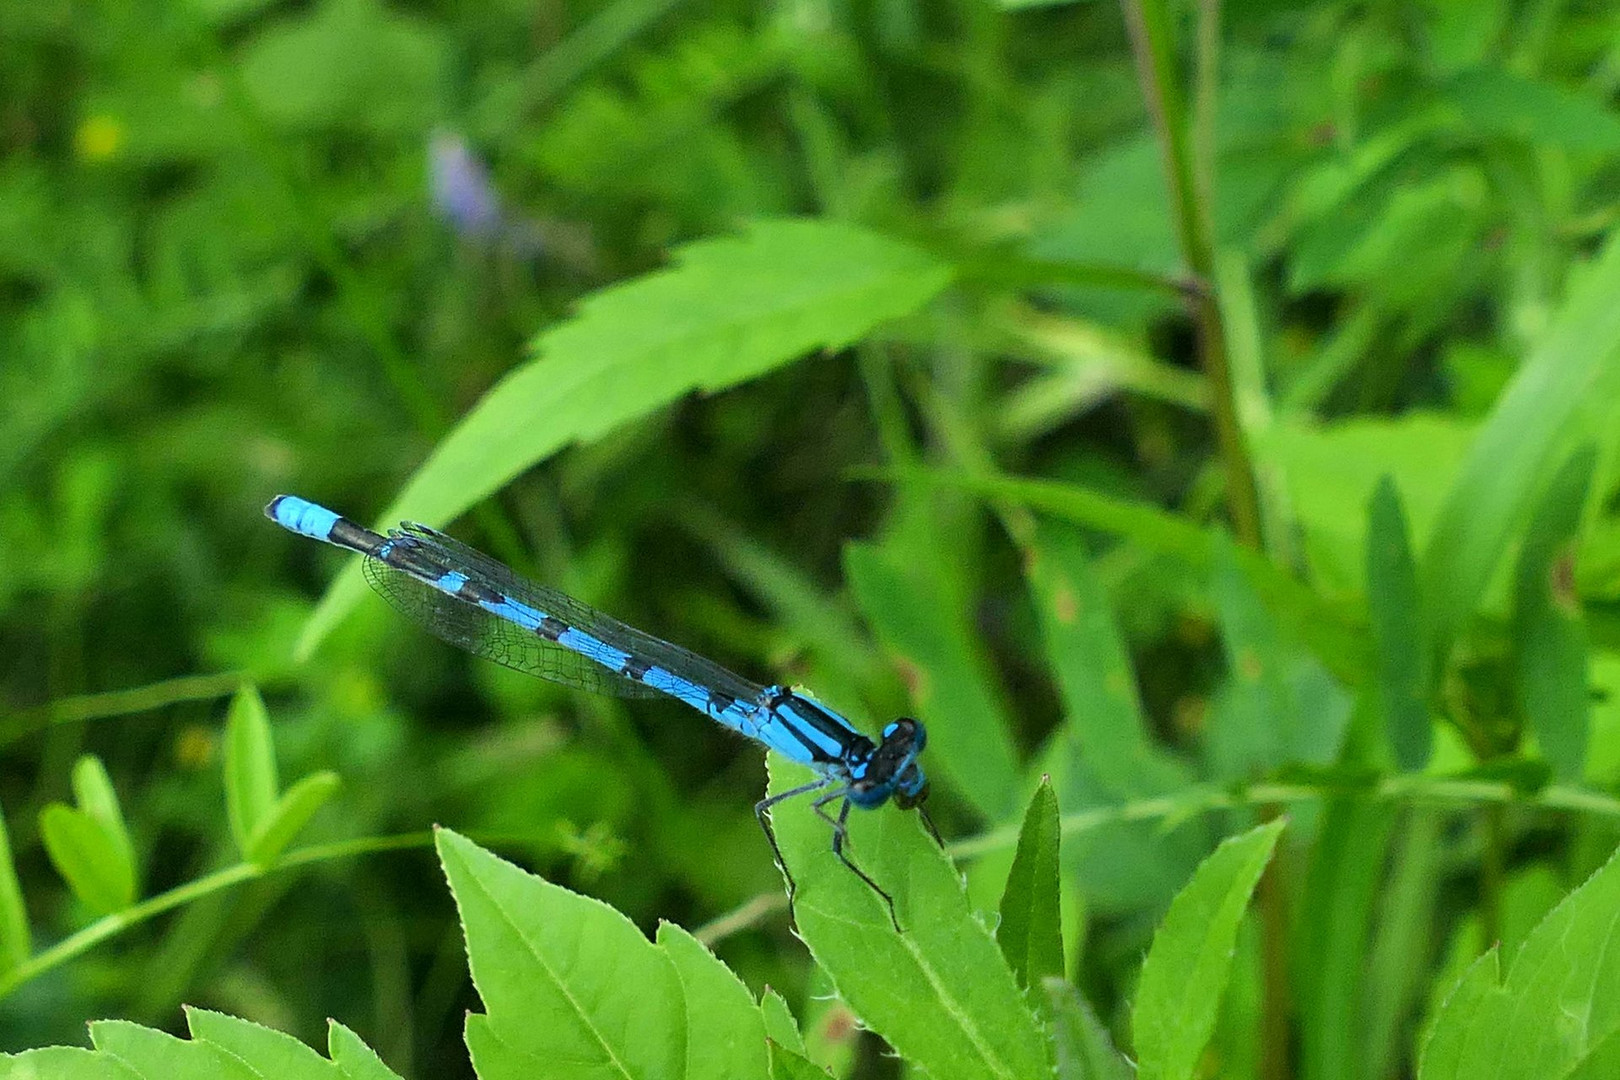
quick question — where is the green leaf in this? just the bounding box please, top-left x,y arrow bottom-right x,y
1363,810 -> 1446,1080
1294,800 -> 1395,1080
997,778 -> 1063,991
463,1016 -> 549,1080
760,989 -> 805,1055
224,685 -> 280,859
89,1021 -> 259,1080
186,1008 -> 341,1078
1513,448 -> 1596,780
1253,415 -> 1474,597
1023,519 -> 1182,794
0,1048 -> 140,1080
0,801 -> 30,970
31,1016 -> 399,1080
436,828 -> 686,1080
1416,950 -> 1501,1079
885,467 -> 1371,686
298,220 -> 953,658
1132,819 -> 1286,1080
767,759 -> 1049,1080
769,1042 -> 834,1080
326,1023 -> 404,1080
1442,68 -> 1620,153
1417,843 -> 1620,1079
1366,477 -> 1433,770
239,0 -> 445,134
1207,537 -> 1351,777
801,973 -> 859,1079
246,772 -> 340,864
1564,1024 -> 1620,1080
39,757 -> 138,914
1423,230 -> 1620,660
1042,978 -> 1132,1080
845,541 -> 1021,821
72,756 -> 130,845
655,922 -> 770,1080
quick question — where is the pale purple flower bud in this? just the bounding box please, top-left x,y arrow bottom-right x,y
429,131 -> 503,238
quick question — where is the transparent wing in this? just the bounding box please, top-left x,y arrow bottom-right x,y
358,522 -> 767,707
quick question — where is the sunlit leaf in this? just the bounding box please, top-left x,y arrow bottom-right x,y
1423,230 -> 1620,660
656,922 -> 769,1080
224,685 -> 280,859
997,778 -> 1063,991
437,829 -> 686,1080
246,772 -> 340,865
768,759 -> 1048,1080
1133,819 -> 1286,1080
298,220 -> 953,657
1417,843 -> 1620,1079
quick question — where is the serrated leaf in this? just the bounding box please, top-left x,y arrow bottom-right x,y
246,772 -> 340,864
845,541 -> 1020,820
1416,949 -> 1501,1078
1513,448 -> 1596,780
186,1008 -> 340,1079
1422,229 -> 1620,661
298,220 -> 953,658
1133,819 -> 1286,1080
1042,978 -> 1131,1080
767,759 -> 1049,1080
656,922 -> 770,1080
224,686 -> 280,858
0,801 -> 30,970
90,1021 -> 259,1080
769,1041 -> 834,1080
760,989 -> 805,1055
1366,476 -> 1433,770
326,1022 -> 403,1080
463,1015 -> 549,1080
1563,1023 -> 1620,1080
1416,843 -> 1620,1080
0,1047 -> 141,1079
997,778 -> 1063,991
437,828 -> 686,1080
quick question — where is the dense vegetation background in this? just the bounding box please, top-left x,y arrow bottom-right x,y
4,0 -> 1620,1077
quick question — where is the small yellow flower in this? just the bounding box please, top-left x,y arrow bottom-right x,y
76,115 -> 123,161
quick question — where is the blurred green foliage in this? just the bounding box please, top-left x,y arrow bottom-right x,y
4,0 -> 1620,1076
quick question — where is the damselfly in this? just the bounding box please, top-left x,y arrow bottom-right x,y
266,495 -> 931,927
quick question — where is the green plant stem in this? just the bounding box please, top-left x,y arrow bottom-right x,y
0,832 -> 435,1001
691,776 -> 1620,947
0,672 -> 245,746
1118,0 -> 1262,549
1118,0 -> 1280,1069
